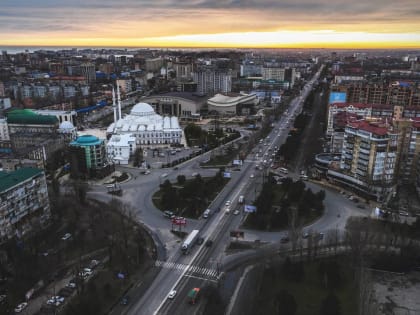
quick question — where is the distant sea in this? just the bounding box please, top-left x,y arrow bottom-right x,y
0,46 -> 75,54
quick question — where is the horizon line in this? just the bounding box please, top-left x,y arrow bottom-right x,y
2,44 -> 420,51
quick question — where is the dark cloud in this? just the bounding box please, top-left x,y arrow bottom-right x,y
0,0 -> 419,38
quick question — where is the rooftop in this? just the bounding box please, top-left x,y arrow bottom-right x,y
0,167 -> 43,192
6,109 -> 58,125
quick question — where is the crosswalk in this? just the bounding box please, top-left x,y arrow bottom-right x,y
154,260 -> 220,280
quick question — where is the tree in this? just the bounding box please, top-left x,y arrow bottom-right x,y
277,290 -> 297,315
177,175 -> 186,185
319,293 -> 341,315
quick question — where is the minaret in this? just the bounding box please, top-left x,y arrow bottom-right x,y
117,84 -> 122,120
112,86 -> 117,123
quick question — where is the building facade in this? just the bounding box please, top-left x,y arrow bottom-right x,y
0,167 -> 50,243
328,120 -> 398,201
107,102 -> 183,146
193,68 -> 232,95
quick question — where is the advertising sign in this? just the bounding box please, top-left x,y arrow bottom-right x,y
328,92 -> 346,104
223,172 -> 231,178
172,217 -> 187,226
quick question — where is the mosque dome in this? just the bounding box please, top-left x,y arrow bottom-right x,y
59,121 -> 75,129
130,103 -> 155,116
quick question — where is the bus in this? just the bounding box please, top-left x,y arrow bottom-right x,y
279,167 -> 288,174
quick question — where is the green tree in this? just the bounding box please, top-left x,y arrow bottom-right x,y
319,293 -> 341,315
277,290 -> 297,315
177,175 -> 186,185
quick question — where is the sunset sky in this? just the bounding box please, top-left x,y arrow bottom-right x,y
1,0 -> 420,49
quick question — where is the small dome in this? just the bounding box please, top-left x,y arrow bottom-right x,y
59,121 -> 74,129
130,103 -> 155,116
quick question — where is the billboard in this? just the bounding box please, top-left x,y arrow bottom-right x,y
172,217 -> 187,226
223,172 -> 231,178
244,205 -> 257,213
329,92 -> 346,104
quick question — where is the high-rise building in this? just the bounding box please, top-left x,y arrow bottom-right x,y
328,120 -> 398,200
193,68 -> 232,95
80,62 -> 96,84
173,62 -> 193,80
0,167 -> 50,243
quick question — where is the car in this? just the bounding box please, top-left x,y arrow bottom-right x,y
168,290 -> 177,299
83,268 -> 93,275
399,211 -> 409,216
205,240 -> 213,247
163,210 -> 175,218
89,259 -> 100,269
317,232 -> 325,240
225,200 -> 231,206
0,294 -> 6,304
250,174 -> 255,178
302,232 -> 310,239
61,233 -> 72,241
233,209 -> 240,215
173,166 -> 179,170
66,282 -> 76,289
196,237 -> 204,245
14,302 -> 28,313
280,236 -> 290,243
225,207 -> 231,214
203,209 -> 211,218
120,296 -> 130,305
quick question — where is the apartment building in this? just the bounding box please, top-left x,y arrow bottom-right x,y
193,68 -> 232,95
0,167 -> 50,243
328,120 -> 398,201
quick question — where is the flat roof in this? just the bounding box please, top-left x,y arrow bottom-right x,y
0,167 -> 43,192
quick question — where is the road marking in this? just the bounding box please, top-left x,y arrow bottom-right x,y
154,260 -> 218,279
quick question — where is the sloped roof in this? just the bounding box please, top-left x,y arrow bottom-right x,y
6,109 -> 58,125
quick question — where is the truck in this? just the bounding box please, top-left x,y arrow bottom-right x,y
181,230 -> 199,254
187,287 -> 200,305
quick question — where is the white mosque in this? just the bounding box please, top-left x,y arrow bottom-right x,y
106,86 -> 184,164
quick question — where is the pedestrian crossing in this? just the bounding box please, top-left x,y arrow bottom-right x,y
154,260 -> 219,279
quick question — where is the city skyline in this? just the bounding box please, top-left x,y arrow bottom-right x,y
1,0 -> 420,49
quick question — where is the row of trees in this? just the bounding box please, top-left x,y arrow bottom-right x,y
159,171 -> 227,217
246,175 -> 325,230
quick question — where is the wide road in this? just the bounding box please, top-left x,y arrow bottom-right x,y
145,66 -> 332,315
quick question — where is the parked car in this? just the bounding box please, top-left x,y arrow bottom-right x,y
120,296 -> 130,305
61,233 -> 72,241
163,210 -> 175,218
280,236 -> 290,243
14,302 -> 28,313
205,240 -> 213,247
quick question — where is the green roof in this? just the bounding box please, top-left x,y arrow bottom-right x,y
70,135 -> 102,146
0,167 -> 44,192
6,109 -> 58,125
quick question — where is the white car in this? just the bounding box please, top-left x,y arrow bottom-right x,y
225,200 -> 231,206
61,233 -> 72,241
225,207 -> 231,214
14,302 -> 28,313
168,290 -> 177,299
250,174 -> 255,178
233,209 -> 240,215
